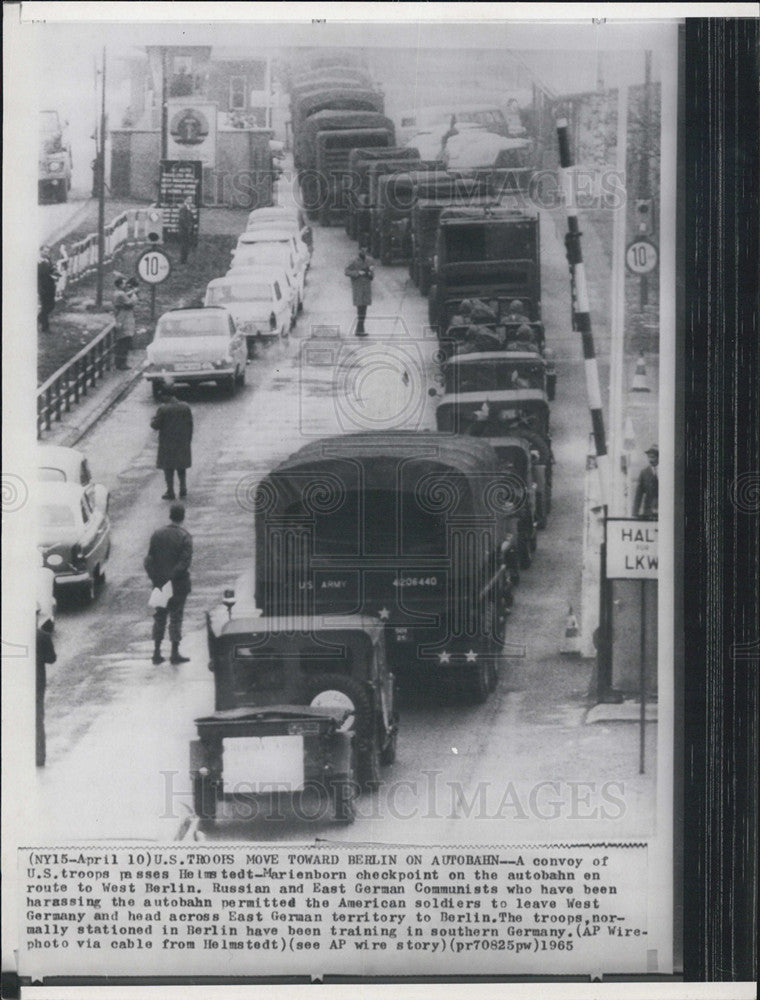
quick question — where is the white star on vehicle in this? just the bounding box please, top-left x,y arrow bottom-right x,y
378,607 -> 390,620
474,401 -> 490,422
465,649 -> 478,663
438,651 -> 451,664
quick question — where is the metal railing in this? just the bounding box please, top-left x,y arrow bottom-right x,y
53,206 -> 163,299
37,321 -> 116,438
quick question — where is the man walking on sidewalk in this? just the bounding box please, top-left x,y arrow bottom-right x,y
633,444 -> 659,518
151,381 -> 193,500
144,502 -> 193,665
345,247 -> 374,337
36,613 -> 56,766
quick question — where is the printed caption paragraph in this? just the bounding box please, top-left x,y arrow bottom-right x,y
19,845 -> 649,977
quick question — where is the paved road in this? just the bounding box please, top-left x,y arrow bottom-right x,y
39,194 -> 93,246
37,203 -> 658,845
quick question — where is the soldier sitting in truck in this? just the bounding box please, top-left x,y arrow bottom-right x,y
503,299 -> 531,326
503,322 -> 538,351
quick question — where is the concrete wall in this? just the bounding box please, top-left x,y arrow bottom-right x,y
110,128 -> 274,209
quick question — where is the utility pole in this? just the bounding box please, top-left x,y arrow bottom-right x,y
161,47 -> 169,160
95,47 -> 107,308
639,50 -> 652,309
608,85 -> 629,515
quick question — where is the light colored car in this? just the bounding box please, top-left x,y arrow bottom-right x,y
228,241 -> 305,307
219,262 -> 299,325
37,481 -> 111,603
37,445 -> 92,486
232,229 -> 309,287
245,216 -> 313,262
204,272 -> 292,356
444,131 -> 532,170
145,307 -> 248,398
247,205 -> 308,230
405,120 -> 486,161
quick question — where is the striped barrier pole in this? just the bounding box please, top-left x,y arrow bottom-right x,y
556,116 -> 609,505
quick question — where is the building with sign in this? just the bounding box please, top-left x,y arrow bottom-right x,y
111,46 -> 279,208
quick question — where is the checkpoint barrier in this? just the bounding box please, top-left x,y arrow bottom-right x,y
52,206 -> 164,299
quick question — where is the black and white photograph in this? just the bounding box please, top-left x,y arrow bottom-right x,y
2,3 -> 757,993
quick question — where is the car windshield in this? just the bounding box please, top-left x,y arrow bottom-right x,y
207,284 -> 270,305
447,361 -> 544,393
156,315 -> 226,338
38,467 -> 67,482
39,503 -> 76,527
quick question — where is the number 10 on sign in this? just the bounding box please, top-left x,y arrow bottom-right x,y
136,248 -> 171,321
625,239 -> 658,275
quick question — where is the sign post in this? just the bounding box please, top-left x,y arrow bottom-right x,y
136,247 -> 172,322
605,517 -> 658,772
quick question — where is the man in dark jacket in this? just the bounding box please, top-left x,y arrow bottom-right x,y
36,615 -> 56,766
345,247 -> 374,336
633,445 -> 659,518
177,195 -> 196,264
151,381 -> 193,500
144,502 -> 193,665
38,246 -> 58,332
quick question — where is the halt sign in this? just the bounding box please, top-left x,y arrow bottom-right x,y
606,518 -> 658,579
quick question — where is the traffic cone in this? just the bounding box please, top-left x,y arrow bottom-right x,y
630,353 -> 651,392
561,605 -> 581,656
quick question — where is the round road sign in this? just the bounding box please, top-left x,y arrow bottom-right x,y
625,239 -> 658,275
136,248 -> 172,285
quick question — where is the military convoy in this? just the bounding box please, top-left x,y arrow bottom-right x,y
190,68 -> 557,825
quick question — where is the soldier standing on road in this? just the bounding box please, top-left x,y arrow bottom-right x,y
37,246 -> 58,333
36,613 -> 56,767
112,275 -> 137,370
144,502 -> 193,665
633,445 -> 659,518
151,381 -> 193,500
345,247 -> 374,337
178,195 -> 196,265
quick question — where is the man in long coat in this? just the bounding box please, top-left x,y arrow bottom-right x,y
38,246 -> 58,332
144,502 -> 193,665
344,247 -> 374,337
633,445 -> 659,518
151,381 -> 193,500
177,195 -> 196,265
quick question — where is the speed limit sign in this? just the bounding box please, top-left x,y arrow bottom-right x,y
136,248 -> 172,285
625,239 -> 658,275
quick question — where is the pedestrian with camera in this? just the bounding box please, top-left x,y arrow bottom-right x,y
345,247 -> 374,337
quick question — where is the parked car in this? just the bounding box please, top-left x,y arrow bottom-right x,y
144,307 -> 248,398
228,240 -> 306,306
233,229 -> 310,282
37,445 -> 92,486
37,481 -> 111,603
204,272 -> 292,357
213,262 -> 299,325
245,215 -> 313,260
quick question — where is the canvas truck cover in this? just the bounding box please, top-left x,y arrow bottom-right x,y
253,431 -> 510,618
295,110 -> 396,170
292,88 -> 385,134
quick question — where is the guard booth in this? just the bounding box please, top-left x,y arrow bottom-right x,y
601,517 -> 658,698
